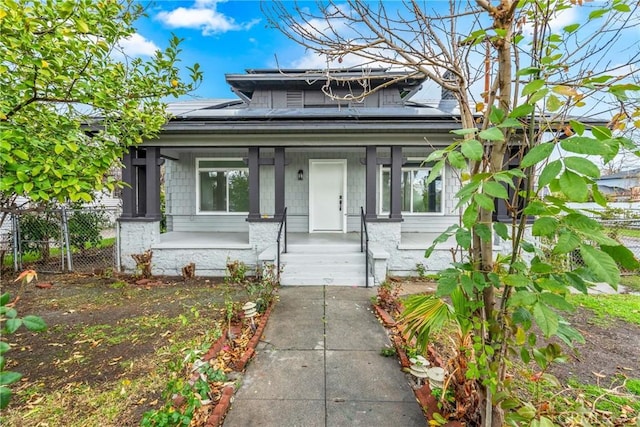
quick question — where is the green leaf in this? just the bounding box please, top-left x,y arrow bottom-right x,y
484,181 -> 509,199
522,79 -> 545,96
570,120 -> 585,136
613,2 -> 631,12
516,67 -> 541,77
532,217 -> 558,237
0,342 -> 9,355
563,156 -> 600,178
540,293 -> 574,312
451,128 -> 478,136
474,223 -> 492,242
561,137 -> 610,155
563,23 -> 580,33
479,127 -> 505,141
537,160 -> 562,188
533,302 -> 559,337
546,94 -> 562,112
455,228 -> 471,249
600,245 -> 640,271
504,275 -> 533,289
77,19 -> 90,33
497,117 -> 522,129
529,87 -> 549,104
579,244 -> 620,286
54,144 -> 64,155
425,149 -> 445,163
592,184 -> 607,207
12,149 -> 28,160
474,193 -> 495,211
4,318 -> 21,334
461,139 -> 484,161
462,203 -> 478,228
0,385 -> 11,410
509,103 -> 534,118
553,232 -> 581,254
521,143 -> 554,168
0,371 -> 21,386
0,293 -> 9,306
448,151 -> 467,169
22,315 -> 46,332
592,125 -> 612,141
493,222 -> 509,240
489,107 -> 505,124
425,160 -> 444,185
559,170 -> 588,202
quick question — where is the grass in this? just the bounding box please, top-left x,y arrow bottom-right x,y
2,237 -> 115,266
568,293 -> 640,326
607,227 -> 640,239
620,275 -> 640,292
515,370 -> 640,425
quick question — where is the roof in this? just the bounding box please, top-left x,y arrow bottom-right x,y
599,168 -> 640,180
225,68 -> 426,100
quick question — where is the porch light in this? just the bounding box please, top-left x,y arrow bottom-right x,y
298,169 -> 304,181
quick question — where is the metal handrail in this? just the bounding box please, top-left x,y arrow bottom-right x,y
276,207 -> 288,280
360,207 -> 370,288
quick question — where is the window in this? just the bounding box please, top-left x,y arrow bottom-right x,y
380,163 -> 443,214
197,159 -> 249,213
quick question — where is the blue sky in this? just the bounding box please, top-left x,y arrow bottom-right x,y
124,0 -> 639,106
131,1 -> 302,99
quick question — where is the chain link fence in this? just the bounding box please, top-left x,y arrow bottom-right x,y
0,206 -> 120,274
563,219 -> 640,274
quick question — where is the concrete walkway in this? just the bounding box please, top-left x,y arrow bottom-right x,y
223,286 -> 425,426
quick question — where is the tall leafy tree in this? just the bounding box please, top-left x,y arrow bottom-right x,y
0,0 -> 202,223
265,1 -> 640,425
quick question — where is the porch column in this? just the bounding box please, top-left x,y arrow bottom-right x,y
136,150 -> 147,216
389,146 -> 403,220
247,147 -> 261,220
274,147 -> 285,217
144,147 -> 162,220
365,146 -> 378,220
121,148 -> 136,219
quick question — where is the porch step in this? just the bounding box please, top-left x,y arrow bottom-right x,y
279,244 -> 370,286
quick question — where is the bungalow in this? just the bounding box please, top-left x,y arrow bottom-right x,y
117,68 -> 472,285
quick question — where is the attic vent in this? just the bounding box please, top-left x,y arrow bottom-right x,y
286,90 -> 303,108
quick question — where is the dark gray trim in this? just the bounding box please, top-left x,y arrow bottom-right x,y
365,146 -> 378,220
121,149 -> 135,219
390,146 -> 403,220
274,147 -> 285,217
247,147 -> 261,220
145,147 -> 162,220
120,147 -> 161,221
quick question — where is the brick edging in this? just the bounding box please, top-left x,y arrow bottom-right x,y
204,303 -> 275,426
372,303 -> 459,426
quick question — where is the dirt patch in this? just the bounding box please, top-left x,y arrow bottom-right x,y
390,277 -> 639,386
549,307 -> 640,384
0,272 -> 244,426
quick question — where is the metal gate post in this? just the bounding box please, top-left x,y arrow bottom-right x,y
12,214 -> 20,272
61,206 -> 73,271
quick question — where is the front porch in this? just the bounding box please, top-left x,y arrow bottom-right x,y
118,224 -> 457,281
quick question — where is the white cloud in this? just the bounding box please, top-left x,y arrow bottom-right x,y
117,33 -> 159,57
155,0 -> 260,36
548,6 -> 579,32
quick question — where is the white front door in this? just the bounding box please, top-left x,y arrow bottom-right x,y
309,159 -> 346,232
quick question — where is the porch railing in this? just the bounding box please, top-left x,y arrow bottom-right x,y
276,207 -> 288,280
360,207 -> 369,288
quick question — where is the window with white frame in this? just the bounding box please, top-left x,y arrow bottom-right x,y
197,159 -> 249,213
380,162 -> 443,214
